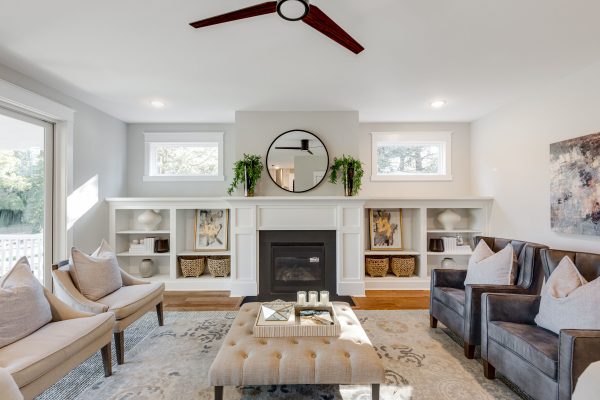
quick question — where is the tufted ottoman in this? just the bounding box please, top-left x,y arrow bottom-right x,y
209,302 -> 385,399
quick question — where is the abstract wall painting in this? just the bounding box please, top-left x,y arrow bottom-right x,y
194,209 -> 229,251
550,132 -> 600,236
369,208 -> 403,250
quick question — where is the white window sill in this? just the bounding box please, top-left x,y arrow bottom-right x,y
143,175 -> 225,182
371,174 -> 453,182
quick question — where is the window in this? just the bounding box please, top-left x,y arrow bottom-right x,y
371,132 -> 452,181
144,132 -> 224,181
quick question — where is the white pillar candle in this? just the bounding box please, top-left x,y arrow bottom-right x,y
308,291 -> 318,306
319,291 -> 330,306
297,291 -> 307,306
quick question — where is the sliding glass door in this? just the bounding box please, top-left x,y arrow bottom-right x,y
0,107 -> 53,285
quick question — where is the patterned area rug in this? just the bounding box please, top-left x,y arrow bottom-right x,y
38,310 -> 524,400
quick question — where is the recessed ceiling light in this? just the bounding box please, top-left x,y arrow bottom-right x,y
150,100 -> 165,109
431,100 -> 447,109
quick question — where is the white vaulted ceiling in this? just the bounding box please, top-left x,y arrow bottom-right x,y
0,0 -> 599,123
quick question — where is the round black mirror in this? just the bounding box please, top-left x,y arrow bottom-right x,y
266,130 -> 329,193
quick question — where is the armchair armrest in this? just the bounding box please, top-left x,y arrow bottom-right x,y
44,288 -> 95,321
0,367 -> 23,400
431,268 -> 467,289
120,268 -> 150,286
52,269 -> 108,314
559,330 -> 600,400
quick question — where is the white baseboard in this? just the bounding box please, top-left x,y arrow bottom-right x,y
337,281 -> 365,296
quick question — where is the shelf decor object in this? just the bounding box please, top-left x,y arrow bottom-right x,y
328,155 -> 364,196
227,154 -> 263,197
179,256 -> 205,277
366,256 -> 390,277
194,209 -> 229,251
437,209 -> 461,231
139,258 -> 156,278
441,257 -> 458,269
154,238 -> 170,253
207,256 -> 231,277
369,209 -> 403,250
429,238 -> 445,252
253,304 -> 341,338
137,209 -> 162,231
261,300 -> 294,322
391,256 -> 415,277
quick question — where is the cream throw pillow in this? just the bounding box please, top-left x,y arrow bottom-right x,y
534,256 -> 600,335
71,240 -> 123,301
0,257 -> 52,348
464,240 -> 516,285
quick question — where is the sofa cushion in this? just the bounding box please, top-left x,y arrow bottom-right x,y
488,321 -> 558,379
0,312 -> 113,387
535,256 -> 600,335
432,287 -> 465,315
464,240 -> 516,286
0,257 -> 52,349
70,240 -> 123,301
97,282 -> 164,320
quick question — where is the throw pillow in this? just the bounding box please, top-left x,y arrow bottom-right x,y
70,239 -> 123,301
464,240 -> 516,285
0,257 -> 52,348
535,256 -> 600,335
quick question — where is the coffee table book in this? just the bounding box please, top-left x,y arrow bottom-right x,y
253,304 -> 341,338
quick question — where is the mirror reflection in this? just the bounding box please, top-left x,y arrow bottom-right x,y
266,130 -> 329,193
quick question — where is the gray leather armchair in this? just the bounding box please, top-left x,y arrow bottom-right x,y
429,236 -> 547,358
481,249 -> 600,400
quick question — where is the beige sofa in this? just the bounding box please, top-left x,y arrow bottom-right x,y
52,261 -> 164,364
0,288 -> 114,400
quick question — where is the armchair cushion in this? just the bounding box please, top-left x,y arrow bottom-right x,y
0,312 -> 113,387
464,240 -> 516,285
98,282 -> 164,320
0,257 -> 52,348
70,240 -> 123,301
488,321 -> 558,379
432,287 -> 465,315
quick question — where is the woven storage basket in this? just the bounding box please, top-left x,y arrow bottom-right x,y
366,256 -> 389,277
179,257 -> 205,277
391,256 -> 416,277
207,256 -> 231,277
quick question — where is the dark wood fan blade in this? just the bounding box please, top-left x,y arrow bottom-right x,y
307,149 -> 314,155
190,2 -> 277,29
302,5 -> 364,54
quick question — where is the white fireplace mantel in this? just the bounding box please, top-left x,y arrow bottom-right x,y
107,196 -> 493,296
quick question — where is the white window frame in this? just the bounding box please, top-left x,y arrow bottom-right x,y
371,131 -> 453,181
143,132 -> 225,182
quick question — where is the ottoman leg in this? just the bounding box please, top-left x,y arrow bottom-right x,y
372,384 -> 380,400
214,386 -> 223,400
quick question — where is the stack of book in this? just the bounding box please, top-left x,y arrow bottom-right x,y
129,237 -> 155,254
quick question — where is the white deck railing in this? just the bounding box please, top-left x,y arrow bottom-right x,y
0,233 -> 44,281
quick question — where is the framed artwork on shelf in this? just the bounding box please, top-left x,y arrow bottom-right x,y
194,209 -> 229,251
369,209 -> 403,250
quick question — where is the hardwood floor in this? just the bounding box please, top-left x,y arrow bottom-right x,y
164,290 -> 430,311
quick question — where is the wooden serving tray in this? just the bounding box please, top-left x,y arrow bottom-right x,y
253,304 -> 341,338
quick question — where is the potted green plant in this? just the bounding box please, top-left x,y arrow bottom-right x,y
329,155 -> 364,196
227,154 -> 264,197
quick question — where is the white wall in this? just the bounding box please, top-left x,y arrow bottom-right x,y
127,123 -> 234,197
359,122 -> 471,197
471,61 -> 600,252
0,63 -> 127,253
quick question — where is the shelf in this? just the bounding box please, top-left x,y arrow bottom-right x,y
427,230 -> 482,233
117,252 -> 171,257
116,230 -> 170,235
427,251 -> 473,256
364,250 -> 420,256
365,275 -> 421,280
131,273 -> 170,282
177,250 -> 231,256
176,274 -> 230,281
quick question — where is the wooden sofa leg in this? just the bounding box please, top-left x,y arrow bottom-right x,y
156,301 -> 164,326
100,343 -> 112,377
429,315 -> 438,328
214,386 -> 223,400
114,331 -> 125,365
483,360 -> 496,379
372,384 -> 380,400
464,342 -> 475,359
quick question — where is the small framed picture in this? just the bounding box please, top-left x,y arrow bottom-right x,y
369,209 -> 403,250
194,209 -> 229,251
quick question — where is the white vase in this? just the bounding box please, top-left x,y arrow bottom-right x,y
139,259 -> 156,278
441,258 -> 457,269
138,209 -> 162,231
437,209 -> 461,231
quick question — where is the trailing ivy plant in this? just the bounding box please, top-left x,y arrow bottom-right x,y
227,154 -> 264,196
329,155 -> 364,196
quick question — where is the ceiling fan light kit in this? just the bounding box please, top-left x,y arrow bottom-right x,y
189,0 -> 364,54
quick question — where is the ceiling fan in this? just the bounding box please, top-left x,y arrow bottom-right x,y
189,0 -> 364,54
276,139 -> 315,154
